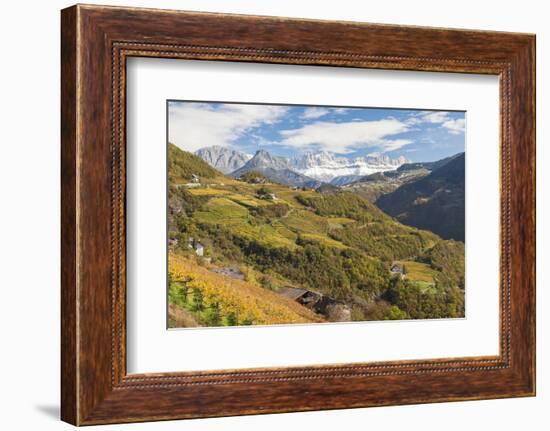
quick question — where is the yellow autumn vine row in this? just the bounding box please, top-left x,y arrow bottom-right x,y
168,253 -> 322,325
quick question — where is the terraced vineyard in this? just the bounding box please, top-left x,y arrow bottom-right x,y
169,254 -> 323,327
167,145 -> 465,327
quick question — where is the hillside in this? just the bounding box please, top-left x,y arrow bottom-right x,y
376,153 -> 465,241
343,168 -> 428,202
396,153 -> 462,173
342,153 -> 462,202
168,148 -> 465,327
169,254 -> 323,327
168,143 -> 221,182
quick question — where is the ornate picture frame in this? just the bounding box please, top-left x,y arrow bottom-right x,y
61,4 -> 535,425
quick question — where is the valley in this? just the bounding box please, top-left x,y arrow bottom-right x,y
168,144 -> 465,328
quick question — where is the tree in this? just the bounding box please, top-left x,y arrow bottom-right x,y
205,302 -> 222,326
191,288 -> 204,312
385,305 -> 408,320
226,312 -> 238,326
168,281 -> 190,306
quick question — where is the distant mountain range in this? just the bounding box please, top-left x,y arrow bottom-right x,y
195,145 -> 252,174
292,151 -> 409,184
394,153 -> 462,174
230,149 -> 323,189
376,153 -> 465,241
194,145 -> 409,184
341,153 -> 463,202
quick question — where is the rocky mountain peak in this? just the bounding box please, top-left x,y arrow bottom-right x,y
195,146 -> 252,174
248,149 -> 291,170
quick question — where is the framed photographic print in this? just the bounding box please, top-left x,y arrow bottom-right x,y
61,4 -> 536,425
165,100 -> 467,329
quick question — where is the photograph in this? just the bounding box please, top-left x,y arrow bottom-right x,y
167,101 -> 466,328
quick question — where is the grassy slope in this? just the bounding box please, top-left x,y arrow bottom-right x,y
395,260 -> 438,283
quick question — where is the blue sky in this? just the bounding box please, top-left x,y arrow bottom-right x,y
168,101 -> 465,162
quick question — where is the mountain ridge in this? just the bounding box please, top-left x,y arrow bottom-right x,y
292,151 -> 409,183
342,152 -> 463,202
376,152 -> 465,241
195,145 -> 252,174
195,146 -> 409,183
230,150 -> 323,188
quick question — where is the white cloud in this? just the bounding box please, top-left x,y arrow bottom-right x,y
168,102 -> 287,152
332,108 -> 350,114
379,139 -> 414,151
301,107 -> 330,119
279,119 -> 411,154
168,103 -> 463,156
421,111 -> 450,124
407,111 -> 466,136
301,107 -> 350,120
442,118 -> 466,134
249,133 -> 272,147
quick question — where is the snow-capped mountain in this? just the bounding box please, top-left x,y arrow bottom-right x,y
195,146 -> 252,174
291,151 -> 409,183
195,146 -> 409,186
231,150 -> 322,188
291,151 -> 338,170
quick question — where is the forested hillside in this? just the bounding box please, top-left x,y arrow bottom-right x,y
167,145 -> 465,327
376,153 -> 465,241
